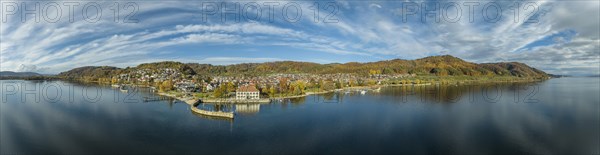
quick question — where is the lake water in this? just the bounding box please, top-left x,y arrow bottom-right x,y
1,77 -> 598,154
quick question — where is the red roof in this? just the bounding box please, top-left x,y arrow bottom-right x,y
237,85 -> 259,92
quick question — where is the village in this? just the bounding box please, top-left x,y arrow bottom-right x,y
110,67 -> 420,102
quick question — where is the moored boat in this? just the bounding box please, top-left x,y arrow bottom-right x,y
119,86 -> 128,93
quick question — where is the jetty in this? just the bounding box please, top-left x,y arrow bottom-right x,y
182,98 -> 235,119
200,98 -> 270,103
190,105 -> 234,119
142,97 -> 161,102
188,100 -> 234,119
157,92 -> 234,119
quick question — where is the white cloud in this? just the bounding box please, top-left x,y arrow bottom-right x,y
498,37 -> 600,76
16,64 -> 48,72
0,0 -> 598,75
170,33 -> 242,44
322,0 -> 599,75
1,19 -> 367,73
369,3 -> 382,9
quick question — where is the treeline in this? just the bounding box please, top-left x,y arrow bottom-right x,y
210,79 -> 340,98
58,66 -> 121,81
0,75 -> 60,80
58,55 -> 549,79
190,55 -> 549,77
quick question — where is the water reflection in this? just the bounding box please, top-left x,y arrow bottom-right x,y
235,104 -> 260,115
1,78 -> 598,154
312,81 -> 546,104
197,103 -> 234,112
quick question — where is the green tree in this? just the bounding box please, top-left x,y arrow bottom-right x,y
226,82 -> 236,92
291,81 -> 306,95
320,80 -> 334,91
335,81 -> 343,89
269,86 -> 278,97
159,80 -> 173,92
382,68 -> 395,74
213,84 -> 229,98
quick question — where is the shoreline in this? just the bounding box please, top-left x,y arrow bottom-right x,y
42,77 -> 550,103
260,78 -> 548,100
157,92 -> 199,105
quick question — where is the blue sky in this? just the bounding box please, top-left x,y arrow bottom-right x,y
1,0 -> 599,75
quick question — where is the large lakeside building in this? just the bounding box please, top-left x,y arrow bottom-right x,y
236,84 -> 260,100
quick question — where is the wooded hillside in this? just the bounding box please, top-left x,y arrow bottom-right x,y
58,55 -> 548,78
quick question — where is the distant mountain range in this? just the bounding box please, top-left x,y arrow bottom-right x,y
58,55 -> 550,79
0,71 -> 42,77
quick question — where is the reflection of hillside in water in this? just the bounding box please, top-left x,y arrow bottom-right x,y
319,81 -> 544,104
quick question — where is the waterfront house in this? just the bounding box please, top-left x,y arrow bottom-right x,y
175,81 -> 199,93
206,83 -> 215,91
236,84 -> 260,100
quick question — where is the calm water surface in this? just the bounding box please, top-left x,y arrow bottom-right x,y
1,77 -> 598,154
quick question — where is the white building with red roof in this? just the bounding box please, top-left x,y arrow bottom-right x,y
236,84 -> 260,100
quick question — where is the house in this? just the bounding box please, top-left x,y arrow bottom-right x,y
175,81 -> 199,93
206,83 -> 215,91
236,84 -> 260,100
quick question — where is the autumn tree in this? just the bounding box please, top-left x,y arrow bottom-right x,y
213,84 -> 229,98
226,82 -> 236,92
268,86 -> 278,97
278,78 -> 289,93
319,80 -> 335,91
111,77 -> 119,84
159,80 -> 174,92
382,68 -> 395,74
289,81 -> 306,95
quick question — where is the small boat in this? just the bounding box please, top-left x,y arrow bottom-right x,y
143,96 -> 161,102
111,84 -> 121,88
360,90 -> 366,95
119,86 -> 128,93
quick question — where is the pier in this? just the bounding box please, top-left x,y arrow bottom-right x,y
190,106 -> 234,119
200,98 -> 270,103
184,97 -> 234,119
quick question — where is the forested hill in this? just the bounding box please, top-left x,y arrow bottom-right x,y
58,55 -> 549,78
0,71 -> 42,77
